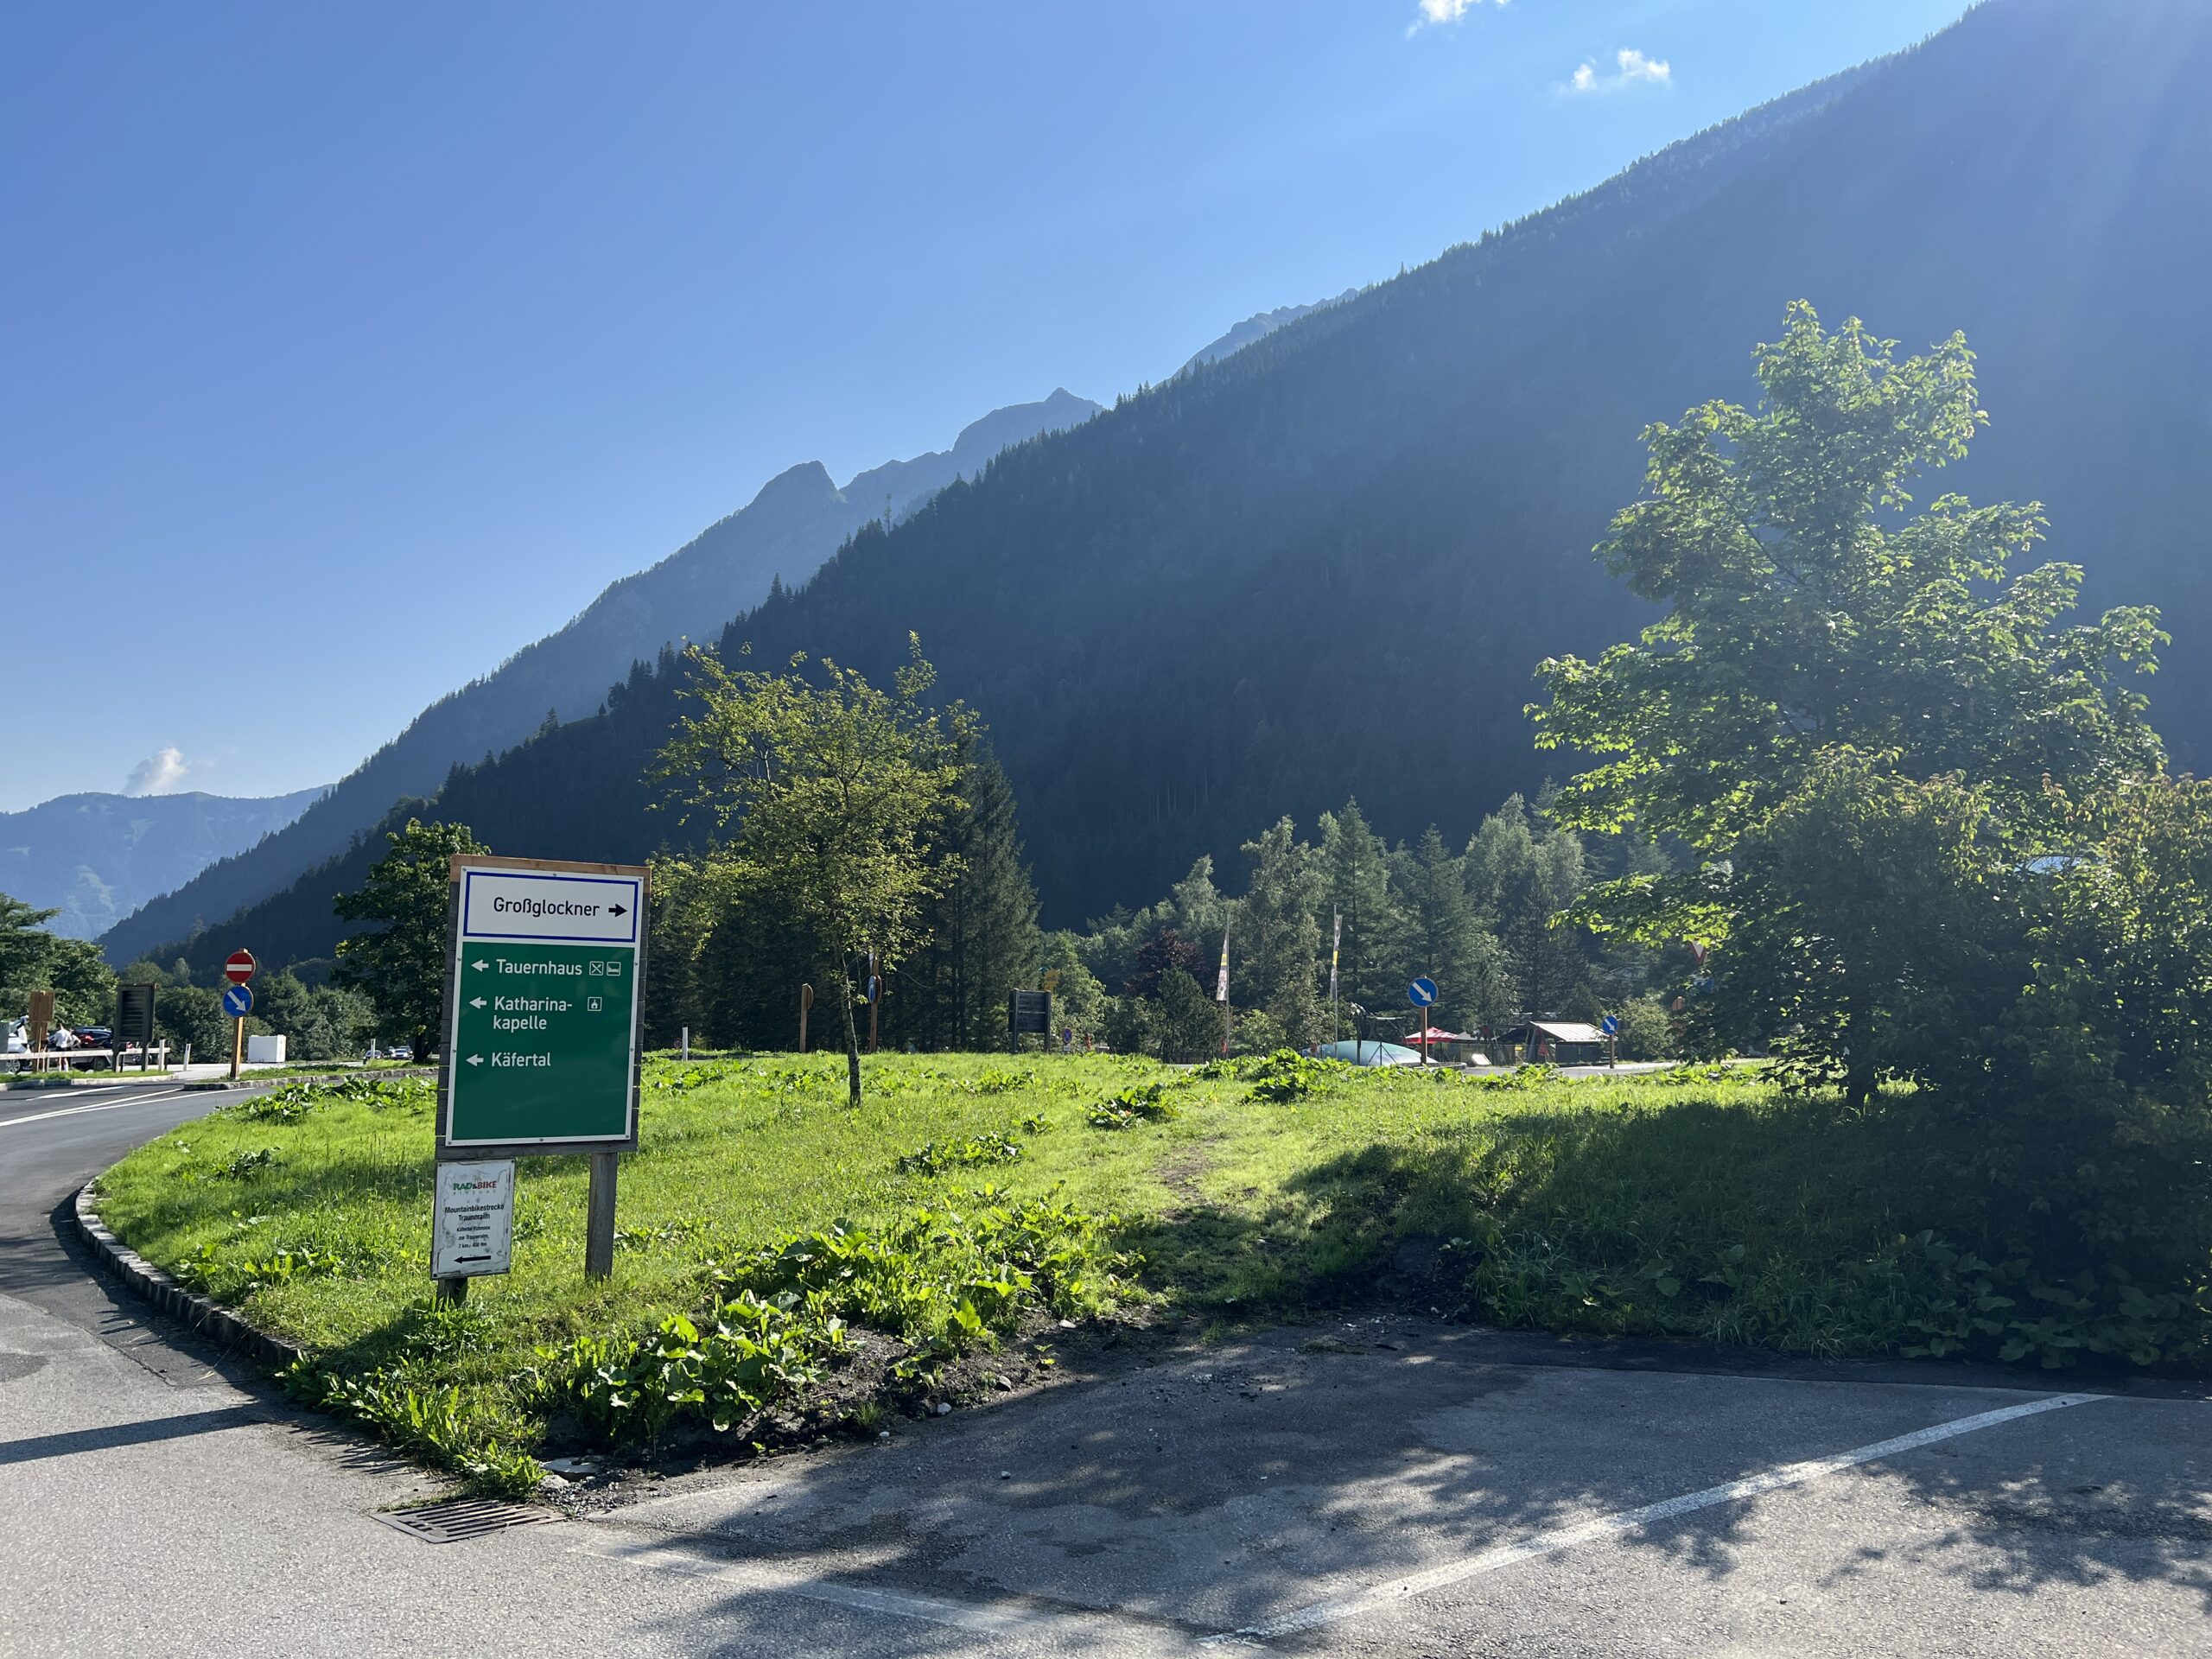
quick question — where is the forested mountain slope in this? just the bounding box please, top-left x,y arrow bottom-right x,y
100,390 -> 1099,964
156,0 -> 2212,971
0,788 -> 322,940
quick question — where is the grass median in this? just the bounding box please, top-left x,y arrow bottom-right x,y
91,1052 -> 2207,1495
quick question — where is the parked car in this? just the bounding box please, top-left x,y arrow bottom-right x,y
1308,1039 -> 1424,1067
3,1018 -> 24,1055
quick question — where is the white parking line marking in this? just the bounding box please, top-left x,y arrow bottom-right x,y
0,1088 -> 194,1128
575,1534 -> 1140,1644
1214,1390 -> 2109,1643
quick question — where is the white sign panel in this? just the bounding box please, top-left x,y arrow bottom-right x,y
431,1160 -> 516,1279
460,867 -> 643,947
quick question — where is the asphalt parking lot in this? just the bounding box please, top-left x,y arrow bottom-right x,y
575,1314 -> 2212,1656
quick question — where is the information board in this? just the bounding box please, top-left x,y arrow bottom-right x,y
429,1159 -> 515,1278
436,855 -> 647,1156
116,983 -> 157,1048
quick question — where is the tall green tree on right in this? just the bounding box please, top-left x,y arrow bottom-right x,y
1535,303 -> 2164,1103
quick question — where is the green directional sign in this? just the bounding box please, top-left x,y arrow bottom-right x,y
437,856 -> 648,1155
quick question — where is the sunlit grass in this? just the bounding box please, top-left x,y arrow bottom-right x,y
92,1052 -> 2202,1485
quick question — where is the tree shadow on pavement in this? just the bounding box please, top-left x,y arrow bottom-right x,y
587,1119 -> 2212,1646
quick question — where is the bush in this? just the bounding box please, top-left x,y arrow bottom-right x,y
896,1133 -> 1025,1174
1148,969 -> 1224,1063
1230,1011 -> 1294,1058
534,1292 -> 846,1451
1902,774 -> 2212,1357
1612,995 -> 1675,1062
1239,1049 -> 1346,1103
535,1193 -> 1135,1452
1087,1083 -> 1178,1129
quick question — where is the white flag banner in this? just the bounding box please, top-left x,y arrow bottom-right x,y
1216,925 -> 1230,1003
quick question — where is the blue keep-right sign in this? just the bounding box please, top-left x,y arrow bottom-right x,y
1408,976 -> 1439,1007
221,983 -> 254,1018
1600,1014 -> 1620,1036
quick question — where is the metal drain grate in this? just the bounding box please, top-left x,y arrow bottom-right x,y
374,1497 -> 559,1544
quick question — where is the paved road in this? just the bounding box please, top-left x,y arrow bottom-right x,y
3,1084 -> 2209,1656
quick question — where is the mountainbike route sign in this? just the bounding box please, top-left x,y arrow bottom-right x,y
436,856 -> 648,1157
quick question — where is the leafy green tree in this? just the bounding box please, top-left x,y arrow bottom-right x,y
901,744 -> 1042,1049
1039,931 -> 1106,1045
1611,994 -> 1675,1062
1695,752 -> 2005,1096
334,819 -> 488,1061
0,893 -> 117,1029
252,970 -> 374,1062
641,851 -> 717,1050
1317,799 -> 1408,1030
1237,817 -> 1324,1046
1395,827 -> 1513,1038
1535,304 -> 2164,1096
1072,857 -> 1226,1001
0,893 -> 56,997
1123,927 -> 1205,999
1465,794 -> 1590,1019
656,637 -> 970,1105
1147,959 -> 1224,1063
1165,856 -> 1230,950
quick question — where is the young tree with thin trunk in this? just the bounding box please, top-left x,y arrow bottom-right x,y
654,636 -> 970,1106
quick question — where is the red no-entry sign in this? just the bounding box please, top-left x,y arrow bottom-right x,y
224,949 -> 257,985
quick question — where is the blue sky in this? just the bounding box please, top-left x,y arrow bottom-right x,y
1,0 -> 1971,811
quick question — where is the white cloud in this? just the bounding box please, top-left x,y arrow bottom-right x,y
1410,0 -> 1505,33
124,747 -> 189,797
1567,48 -> 1673,94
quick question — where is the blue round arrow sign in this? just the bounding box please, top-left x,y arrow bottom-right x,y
221,983 -> 254,1018
1600,1014 -> 1620,1035
1408,976 -> 1439,1007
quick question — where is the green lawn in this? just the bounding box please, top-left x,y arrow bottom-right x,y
92,1052 -> 2202,1492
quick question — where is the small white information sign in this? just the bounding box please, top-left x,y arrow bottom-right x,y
430,1159 -> 516,1279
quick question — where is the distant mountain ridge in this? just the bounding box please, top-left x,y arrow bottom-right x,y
2,789 -> 323,941
99,389 -> 1102,963
1180,292 -> 1358,377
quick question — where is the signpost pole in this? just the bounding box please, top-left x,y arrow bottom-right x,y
586,1151 -> 619,1281
221,950 -> 257,1082
799,983 -> 812,1052
1407,976 -> 1439,1065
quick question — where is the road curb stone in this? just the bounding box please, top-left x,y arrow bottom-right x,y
73,1183 -> 306,1370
